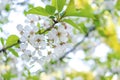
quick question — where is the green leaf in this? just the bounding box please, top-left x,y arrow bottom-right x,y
64,0 -> 93,18
24,10 -> 28,16
52,0 -> 66,12
8,48 -> 19,57
49,16 -> 55,19
5,4 -> 10,12
63,19 -> 82,32
45,5 -> 56,15
57,0 -> 66,12
6,35 -> 19,47
0,37 -> 4,46
64,0 -> 75,15
37,22 -> 41,28
0,27 -> 3,32
52,0 -> 57,8
30,76 -> 39,80
78,23 -> 88,33
2,71 -> 17,80
28,4 -> 34,9
26,6 -> 49,16
115,0 -> 120,10
108,52 -> 120,60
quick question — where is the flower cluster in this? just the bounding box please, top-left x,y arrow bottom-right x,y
16,14 -> 74,66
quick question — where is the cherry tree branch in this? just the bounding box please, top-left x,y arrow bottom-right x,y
0,19 -> 58,53
0,40 -> 21,53
59,27 -> 95,60
39,19 -> 58,34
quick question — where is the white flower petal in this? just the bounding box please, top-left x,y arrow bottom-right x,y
33,26 -> 39,32
16,24 -> 23,31
20,43 -> 28,50
38,50 -> 42,56
20,36 -> 27,42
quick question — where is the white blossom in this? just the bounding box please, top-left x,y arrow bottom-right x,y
16,43 -> 28,52
16,24 -> 28,42
21,50 -> 32,62
37,56 -> 47,65
29,34 -> 46,49
47,26 -> 68,44
25,14 -> 39,26
24,25 -> 39,37
16,24 -> 24,35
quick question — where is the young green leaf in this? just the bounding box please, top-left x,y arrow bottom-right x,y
52,0 -> 57,8
0,27 -> 3,32
27,6 -> 49,16
57,0 -> 66,12
64,0 -> 93,18
28,4 -> 34,9
0,37 -> 4,46
64,0 -> 82,17
108,52 -> 120,60
52,0 -> 66,13
63,19 -> 82,32
78,23 -> 88,33
8,48 -> 19,57
5,4 -> 10,12
115,0 -> 120,10
6,35 -> 19,47
45,5 -> 56,15
2,71 -> 17,80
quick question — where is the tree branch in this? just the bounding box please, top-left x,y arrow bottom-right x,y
0,40 -> 21,53
59,27 -> 95,60
0,19 -> 58,53
40,19 -> 58,34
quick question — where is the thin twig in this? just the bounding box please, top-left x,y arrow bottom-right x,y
59,27 -> 95,60
40,19 -> 58,34
59,34 -> 87,60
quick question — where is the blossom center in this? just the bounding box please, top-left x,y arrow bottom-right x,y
36,38 -> 41,43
